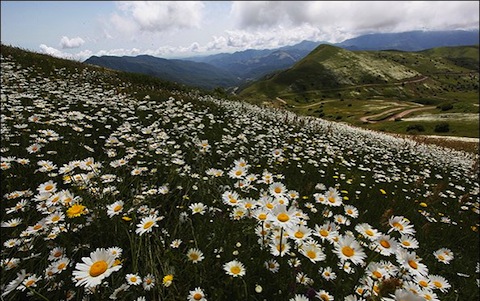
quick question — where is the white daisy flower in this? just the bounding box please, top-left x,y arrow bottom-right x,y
125,273 -> 142,285
72,248 -> 122,287
135,215 -> 159,236
223,260 -> 246,277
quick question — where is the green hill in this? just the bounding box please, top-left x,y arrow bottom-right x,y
239,44 -> 478,102
239,44 -> 479,138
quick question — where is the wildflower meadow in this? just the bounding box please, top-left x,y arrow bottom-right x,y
1,46 -> 479,301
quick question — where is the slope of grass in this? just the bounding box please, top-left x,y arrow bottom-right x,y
239,45 -> 479,139
1,45 -> 479,301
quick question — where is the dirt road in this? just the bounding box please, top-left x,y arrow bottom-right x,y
386,106 -> 436,121
361,105 -> 435,123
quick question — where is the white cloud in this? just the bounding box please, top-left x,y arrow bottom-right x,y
59,36 -> 85,49
39,44 -> 91,61
111,1 -> 205,35
39,44 -> 69,57
96,47 -> 142,57
203,24 -> 341,52
231,1 -> 479,35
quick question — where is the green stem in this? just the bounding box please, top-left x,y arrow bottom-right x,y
241,278 -> 249,299
26,288 -> 49,301
279,227 -> 284,257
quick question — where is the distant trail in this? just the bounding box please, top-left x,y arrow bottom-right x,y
386,106 -> 436,121
361,105 -> 435,123
360,107 -> 406,123
296,100 -> 336,109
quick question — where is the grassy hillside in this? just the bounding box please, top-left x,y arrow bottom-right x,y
1,45 -> 479,301
239,44 -> 479,138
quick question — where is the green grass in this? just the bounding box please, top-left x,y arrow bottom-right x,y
367,120 -> 480,138
1,44 -> 479,301
239,45 -> 479,139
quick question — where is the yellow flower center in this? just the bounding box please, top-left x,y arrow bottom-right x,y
294,231 -> 304,239
229,198 -> 237,204
57,263 -> 66,270
373,271 -> 382,278
277,213 -> 290,222
230,266 -> 241,274
380,240 -> 391,248
437,255 -> 445,261
89,260 -> 108,277
319,294 -> 329,301
365,229 -> 374,236
320,229 -> 329,237
190,253 -> 199,261
33,224 -> 43,231
25,280 -> 35,287
130,276 -> 137,282
307,250 -> 316,259
266,203 -> 274,209
419,280 -> 429,287
274,187 -> 282,194
235,170 -> 242,176
393,222 -> 404,231
113,205 -> 122,212
193,293 -> 203,300
433,281 -> 442,288
258,213 -> 267,220
143,221 -> 154,229
402,241 -> 411,246
408,260 -> 418,269
341,246 -> 354,257
328,196 -> 336,203
45,184 -> 54,191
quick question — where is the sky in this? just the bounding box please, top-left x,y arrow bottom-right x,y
1,1 -> 479,61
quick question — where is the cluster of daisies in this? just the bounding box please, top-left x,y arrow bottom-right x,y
213,158 -> 457,301
1,49 -> 478,301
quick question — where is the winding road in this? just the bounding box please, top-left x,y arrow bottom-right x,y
361,105 -> 436,123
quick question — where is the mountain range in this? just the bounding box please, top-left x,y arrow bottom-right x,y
84,30 -> 479,90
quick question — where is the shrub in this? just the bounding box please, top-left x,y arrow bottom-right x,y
406,124 -> 425,133
438,103 -> 454,111
434,122 -> 450,133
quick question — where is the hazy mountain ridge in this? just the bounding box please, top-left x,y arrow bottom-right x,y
83,30 -> 479,91
337,30 -> 479,51
85,54 -> 238,90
